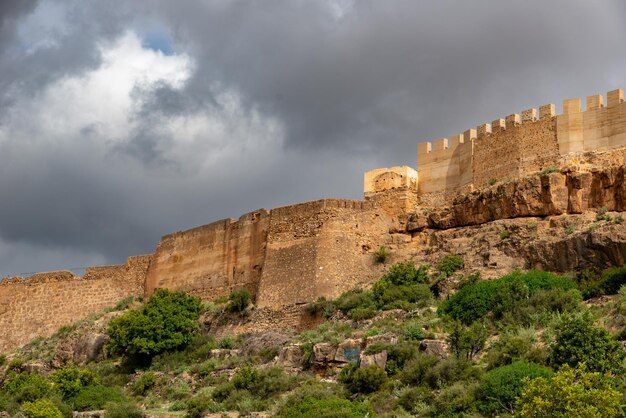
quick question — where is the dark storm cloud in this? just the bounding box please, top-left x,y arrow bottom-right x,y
142,0 -> 626,161
0,0 -> 625,275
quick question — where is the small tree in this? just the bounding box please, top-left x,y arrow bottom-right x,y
514,364 -> 623,417
437,254 -> 464,278
106,289 -> 202,358
22,399 -> 64,418
550,312 -> 625,374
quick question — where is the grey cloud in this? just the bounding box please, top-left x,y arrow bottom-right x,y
0,0 -> 625,275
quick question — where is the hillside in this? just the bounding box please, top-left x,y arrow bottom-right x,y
2,257 -> 626,417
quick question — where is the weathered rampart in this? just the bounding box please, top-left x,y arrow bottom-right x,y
145,210 -> 270,300
368,89 -> 625,204
0,255 -> 151,353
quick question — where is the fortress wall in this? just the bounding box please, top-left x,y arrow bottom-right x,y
473,110 -> 559,187
557,89 -> 626,154
363,166 -> 417,195
417,133 -> 474,195
256,199 -> 389,309
145,210 -> 270,300
0,256 -> 150,353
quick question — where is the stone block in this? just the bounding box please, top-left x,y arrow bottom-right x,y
335,338 -> 362,363
563,98 -> 581,114
505,113 -> 521,127
419,339 -> 449,358
359,350 -> 387,369
463,129 -> 477,142
586,94 -> 604,110
313,343 -> 337,363
477,123 -> 492,138
539,103 -> 556,119
521,108 -> 537,123
608,89 -> 624,108
492,118 -> 506,131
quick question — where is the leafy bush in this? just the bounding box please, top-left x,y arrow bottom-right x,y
485,328 -> 547,369
106,289 -> 202,358
104,401 -> 144,418
347,306 -> 378,321
550,312 -> 625,374
477,361 -> 552,415
366,341 -> 417,375
131,372 -> 156,396
226,288 -> 252,313
437,254 -> 464,278
374,245 -> 390,263
3,371 -> 50,403
500,229 -> 511,240
379,261 -> 429,286
515,364 -> 623,417
342,364 -> 388,394
51,367 -> 97,399
70,385 -> 127,411
334,289 -> 376,317
276,397 -> 373,418
439,270 -> 578,324
185,391 -> 222,418
22,398 -> 64,418
372,282 -> 433,310
583,265 -> 626,298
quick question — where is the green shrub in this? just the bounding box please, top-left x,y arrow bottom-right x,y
70,385 -> 127,411
374,245 -> 390,263
430,381 -> 478,417
399,354 -> 440,386
515,363 -> 623,418
276,397 -> 373,418
500,229 -> 511,240
596,207 -> 610,221
131,372 -> 156,396
372,282 -> 433,310
422,357 -> 476,390
334,289 -> 376,316
439,270 -> 577,324
550,312 -> 625,374
22,398 -> 64,418
540,166 -> 560,175
343,365 -> 388,394
51,367 -> 98,399
186,390 -> 219,417
106,289 -> 202,358
565,225 -> 575,234
488,178 -> 497,186
403,322 -> 424,341
347,306 -> 378,321
437,254 -> 464,278
104,401 -> 143,418
380,261 -> 429,286
227,288 -> 252,313
478,361 -> 552,415
0,354 -> 6,366
486,328 -> 547,369
3,371 -> 50,403
615,214 -> 624,224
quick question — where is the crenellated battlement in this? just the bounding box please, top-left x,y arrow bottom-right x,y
367,88 -> 626,203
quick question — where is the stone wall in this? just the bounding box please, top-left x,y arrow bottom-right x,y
256,199 -> 390,309
145,210 -> 270,300
0,255 -> 151,353
409,89 -> 625,201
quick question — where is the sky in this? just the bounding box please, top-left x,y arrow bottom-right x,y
0,0 -> 625,276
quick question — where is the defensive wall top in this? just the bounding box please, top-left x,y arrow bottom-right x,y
364,88 -> 626,197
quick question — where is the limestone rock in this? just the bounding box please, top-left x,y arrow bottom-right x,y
359,351 -> 387,369
277,344 -> 304,368
313,343 -> 337,364
365,333 -> 398,347
209,349 -> 239,359
334,339 -> 362,363
419,339 -> 449,358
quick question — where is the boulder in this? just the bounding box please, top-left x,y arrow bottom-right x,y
313,343 -> 337,364
359,350 -> 387,369
277,344 -> 305,368
419,339 -> 449,358
334,339 -> 362,363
